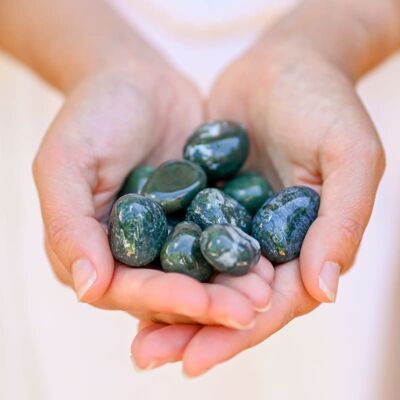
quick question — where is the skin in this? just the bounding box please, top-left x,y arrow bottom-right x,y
0,0 -> 399,376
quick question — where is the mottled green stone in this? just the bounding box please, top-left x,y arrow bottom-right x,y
183,120 -> 250,180
119,165 -> 155,196
224,172 -> 274,214
108,194 -> 168,267
186,188 -> 252,234
252,186 -> 320,263
142,160 -> 207,214
160,222 -> 213,282
200,224 -> 261,276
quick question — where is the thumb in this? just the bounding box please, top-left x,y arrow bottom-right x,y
300,135 -> 385,303
33,144 -> 114,303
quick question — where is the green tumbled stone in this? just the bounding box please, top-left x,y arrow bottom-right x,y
224,172 -> 274,214
186,188 -> 252,234
119,165 -> 155,196
108,194 -> 168,267
183,120 -> 250,180
142,160 -> 207,214
160,222 -> 213,282
252,186 -> 320,263
200,224 -> 261,276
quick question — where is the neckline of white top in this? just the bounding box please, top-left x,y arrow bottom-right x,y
112,0 -> 290,40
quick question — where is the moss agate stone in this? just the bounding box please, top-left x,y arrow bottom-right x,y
119,165 -> 155,196
252,186 -> 320,263
108,194 -> 168,267
183,120 -> 249,180
186,188 -> 252,234
142,160 -> 207,214
160,222 -> 213,282
200,225 -> 261,276
224,172 -> 274,214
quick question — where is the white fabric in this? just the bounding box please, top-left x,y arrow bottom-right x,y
0,1 -> 399,399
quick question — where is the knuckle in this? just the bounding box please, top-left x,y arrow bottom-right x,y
46,215 -> 74,252
336,217 -> 364,252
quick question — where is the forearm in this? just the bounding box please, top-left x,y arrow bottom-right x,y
0,0 -> 161,92
263,0 -> 400,80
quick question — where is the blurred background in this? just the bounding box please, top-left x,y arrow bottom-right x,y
0,1 -> 399,399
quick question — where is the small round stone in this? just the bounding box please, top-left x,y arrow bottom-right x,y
119,165 -> 155,196
186,188 -> 252,234
160,222 -> 213,282
200,225 -> 261,276
108,194 -> 168,267
223,172 -> 274,214
142,160 -> 207,214
252,186 -> 320,263
183,120 -> 249,180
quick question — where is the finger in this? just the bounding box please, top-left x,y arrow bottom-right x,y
96,266 -> 257,329
183,261 -> 318,377
33,145 -> 114,303
131,324 -> 201,370
300,116 -> 385,303
213,271 -> 273,312
44,236 -> 73,287
129,262 -> 316,375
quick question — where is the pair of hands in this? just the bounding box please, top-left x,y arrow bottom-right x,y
32,17 -> 384,376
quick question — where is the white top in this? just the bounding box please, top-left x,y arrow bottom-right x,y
0,1 -> 399,399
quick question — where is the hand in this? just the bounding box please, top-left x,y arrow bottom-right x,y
130,0 -> 392,374
33,57 -> 275,328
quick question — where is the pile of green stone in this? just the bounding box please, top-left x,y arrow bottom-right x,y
108,121 -> 320,282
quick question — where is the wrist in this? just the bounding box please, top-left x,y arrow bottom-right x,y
258,0 -> 400,81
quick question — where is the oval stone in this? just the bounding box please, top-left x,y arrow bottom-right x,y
200,224 -> 261,276
142,160 -> 207,214
160,222 -> 213,282
224,172 -> 274,214
186,188 -> 252,234
183,120 -> 249,180
108,194 -> 168,267
252,186 -> 320,263
119,165 -> 155,196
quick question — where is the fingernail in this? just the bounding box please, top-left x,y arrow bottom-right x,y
255,299 -> 272,313
319,262 -> 341,302
71,259 -> 97,301
218,318 -> 256,330
131,355 -> 164,371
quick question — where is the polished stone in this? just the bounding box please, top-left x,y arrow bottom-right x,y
119,165 -> 155,196
224,172 -> 274,214
142,160 -> 207,214
108,194 -> 168,267
160,222 -> 213,282
183,120 -> 249,180
186,188 -> 252,234
252,186 -> 320,263
200,224 -> 260,276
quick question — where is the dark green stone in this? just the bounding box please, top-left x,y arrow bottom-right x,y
224,172 -> 274,214
200,224 -> 261,276
142,160 -> 207,214
108,194 -> 168,267
186,188 -> 252,234
252,186 -> 320,263
183,120 -> 249,180
119,165 -> 155,196
160,222 -> 213,282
